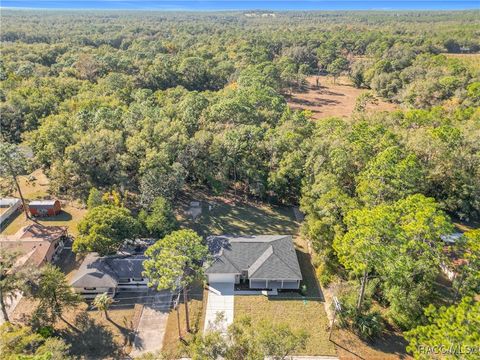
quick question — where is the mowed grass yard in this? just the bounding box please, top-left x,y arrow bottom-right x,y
161,280 -> 207,357
177,191 -> 300,237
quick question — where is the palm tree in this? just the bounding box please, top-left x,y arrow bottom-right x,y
93,293 -> 113,319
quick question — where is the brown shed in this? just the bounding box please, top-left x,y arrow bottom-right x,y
28,200 -> 61,217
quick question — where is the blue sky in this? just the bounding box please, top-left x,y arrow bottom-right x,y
1,1 -> 479,11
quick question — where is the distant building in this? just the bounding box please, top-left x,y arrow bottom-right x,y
28,200 -> 61,217
0,224 -> 67,267
70,253 -> 148,298
0,198 -> 22,226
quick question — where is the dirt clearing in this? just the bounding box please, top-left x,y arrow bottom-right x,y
286,76 -> 397,120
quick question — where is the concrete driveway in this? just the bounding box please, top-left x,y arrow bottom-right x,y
130,289 -> 172,357
204,282 -> 234,333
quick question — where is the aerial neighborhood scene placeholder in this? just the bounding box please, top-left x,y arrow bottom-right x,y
0,3 -> 479,360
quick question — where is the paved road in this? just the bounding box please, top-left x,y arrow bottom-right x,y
204,282 -> 234,333
130,289 -> 172,357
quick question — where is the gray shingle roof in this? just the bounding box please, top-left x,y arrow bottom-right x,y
70,253 -> 146,288
206,235 -> 302,281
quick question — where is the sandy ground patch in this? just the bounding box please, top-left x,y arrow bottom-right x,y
286,76 -> 397,120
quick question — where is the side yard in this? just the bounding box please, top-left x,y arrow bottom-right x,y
9,297 -> 138,358
0,169 -> 86,236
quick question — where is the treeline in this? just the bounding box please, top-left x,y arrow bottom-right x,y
0,11 -> 479,217
1,10 -> 479,352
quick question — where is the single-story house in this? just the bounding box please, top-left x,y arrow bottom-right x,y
0,198 -> 22,226
0,224 -> 67,267
205,235 -> 302,290
28,200 -> 61,217
70,253 -> 148,298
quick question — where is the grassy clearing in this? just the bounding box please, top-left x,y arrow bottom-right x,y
286,75 -> 397,120
0,169 -> 86,236
445,53 -> 480,73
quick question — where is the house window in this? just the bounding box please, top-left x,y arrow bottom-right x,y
84,287 -> 96,291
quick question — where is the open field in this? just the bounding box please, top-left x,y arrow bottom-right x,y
445,53 -> 480,73
286,76 -> 397,120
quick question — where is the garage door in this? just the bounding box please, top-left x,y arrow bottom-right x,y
208,273 -> 236,283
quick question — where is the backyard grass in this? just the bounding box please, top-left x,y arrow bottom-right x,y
177,190 -> 300,238
0,204 -> 87,236
161,280 -> 207,357
0,169 -> 86,236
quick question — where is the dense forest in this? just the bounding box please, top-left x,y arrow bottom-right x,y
1,10 -> 479,356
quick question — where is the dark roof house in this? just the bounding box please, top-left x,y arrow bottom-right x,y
70,253 -> 148,298
205,235 -> 302,290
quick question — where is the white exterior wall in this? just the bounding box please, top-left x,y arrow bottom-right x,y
0,199 -> 21,225
208,273 -> 237,283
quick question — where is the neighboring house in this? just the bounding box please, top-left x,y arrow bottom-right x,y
205,235 -> 302,290
0,224 -> 67,267
70,253 -> 148,298
0,198 -> 22,226
28,200 -> 61,217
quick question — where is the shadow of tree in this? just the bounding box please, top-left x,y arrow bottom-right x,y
36,210 -> 73,222
106,316 -> 135,347
59,312 -> 123,359
183,200 -> 299,238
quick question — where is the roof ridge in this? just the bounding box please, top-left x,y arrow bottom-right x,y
248,245 -> 274,277
269,236 -> 302,278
